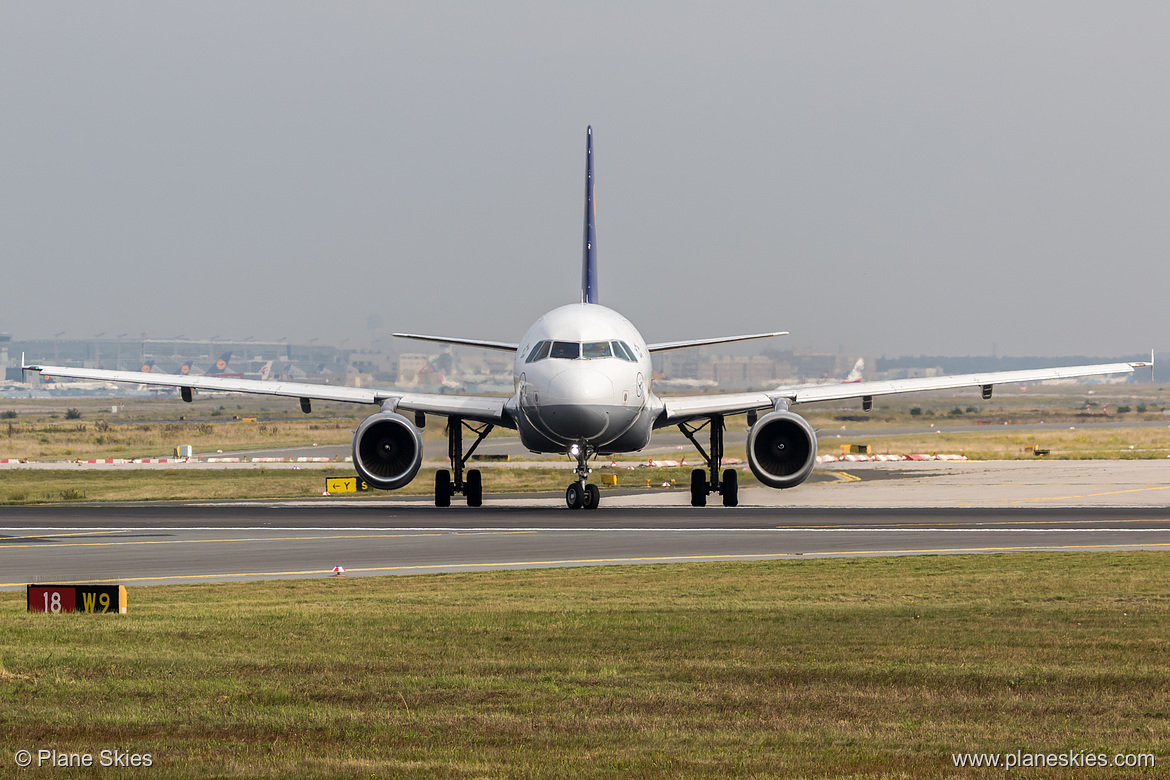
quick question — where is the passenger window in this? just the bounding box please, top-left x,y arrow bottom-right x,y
549,341 -> 580,359
526,341 -> 551,362
581,341 -> 613,359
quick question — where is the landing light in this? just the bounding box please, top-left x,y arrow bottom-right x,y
569,444 -> 580,457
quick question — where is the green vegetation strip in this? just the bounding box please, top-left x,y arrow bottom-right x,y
1,554 -> 1166,778
0,467 -> 709,504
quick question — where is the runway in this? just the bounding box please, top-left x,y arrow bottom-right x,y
3,461 -> 1170,589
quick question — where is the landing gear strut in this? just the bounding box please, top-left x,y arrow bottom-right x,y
434,417 -> 493,507
678,415 -> 738,508
565,442 -> 600,510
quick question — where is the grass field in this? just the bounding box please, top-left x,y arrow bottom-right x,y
1,553 -> 1166,778
0,466 -> 701,505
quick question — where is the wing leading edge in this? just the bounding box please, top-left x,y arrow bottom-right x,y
660,360 -> 1149,424
391,333 -> 519,352
21,361 -> 512,427
648,331 -> 789,353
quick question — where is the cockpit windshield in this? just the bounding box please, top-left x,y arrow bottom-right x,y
581,341 -> 613,359
524,339 -> 639,363
548,341 -> 580,359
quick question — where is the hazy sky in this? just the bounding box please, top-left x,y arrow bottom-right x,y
2,3 -> 1167,357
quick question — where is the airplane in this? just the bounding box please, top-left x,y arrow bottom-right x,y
204,351 -> 244,379
22,128 -> 1150,510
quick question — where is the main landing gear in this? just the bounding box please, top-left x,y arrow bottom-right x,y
434,417 -> 494,507
565,442 -> 600,510
678,415 -> 738,508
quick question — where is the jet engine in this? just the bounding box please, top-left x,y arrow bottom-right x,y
746,410 -> 817,489
352,412 -> 423,490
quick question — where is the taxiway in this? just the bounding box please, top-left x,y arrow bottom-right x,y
1,460 -> 1167,589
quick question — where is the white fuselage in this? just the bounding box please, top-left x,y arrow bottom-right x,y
506,303 -> 661,455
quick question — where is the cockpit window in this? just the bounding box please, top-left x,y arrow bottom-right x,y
526,341 -> 551,363
612,341 -> 636,362
549,341 -> 580,359
581,341 -> 613,359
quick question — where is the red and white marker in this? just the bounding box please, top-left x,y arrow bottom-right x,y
331,566 -> 346,577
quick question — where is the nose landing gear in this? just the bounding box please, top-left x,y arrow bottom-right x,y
565,442 -> 601,510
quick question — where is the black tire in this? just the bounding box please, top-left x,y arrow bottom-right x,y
565,483 -> 584,510
690,468 -> 707,508
435,470 -> 451,508
583,483 -> 600,510
466,469 -> 483,507
721,468 -> 739,507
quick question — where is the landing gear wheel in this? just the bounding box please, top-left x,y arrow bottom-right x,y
435,470 -> 451,507
466,469 -> 482,507
690,468 -> 707,508
583,483 -> 600,510
566,483 -> 584,510
721,468 -> 738,507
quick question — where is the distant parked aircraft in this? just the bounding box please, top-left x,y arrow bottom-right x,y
204,352 -> 244,379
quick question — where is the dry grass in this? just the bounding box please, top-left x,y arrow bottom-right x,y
0,417 -> 360,461
822,426 -> 1170,459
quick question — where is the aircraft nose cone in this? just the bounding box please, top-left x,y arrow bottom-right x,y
546,368 -> 614,406
540,368 -> 615,440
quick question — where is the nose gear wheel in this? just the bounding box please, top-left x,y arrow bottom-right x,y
565,441 -> 601,510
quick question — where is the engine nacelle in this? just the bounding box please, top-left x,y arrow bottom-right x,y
746,410 -> 817,489
352,412 -> 423,491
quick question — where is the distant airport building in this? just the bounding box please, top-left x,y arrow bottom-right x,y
6,335 -> 355,381
653,349 -> 874,388
0,333 -> 13,381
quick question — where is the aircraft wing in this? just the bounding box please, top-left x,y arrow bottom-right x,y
658,360 -> 1148,423
393,333 -> 519,352
774,361 -> 1149,405
658,392 -> 774,424
22,361 -> 512,426
647,332 -> 788,353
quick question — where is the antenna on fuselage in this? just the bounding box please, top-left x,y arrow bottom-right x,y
581,126 -> 598,304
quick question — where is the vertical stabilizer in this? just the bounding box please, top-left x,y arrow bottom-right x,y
207,352 -> 232,375
581,126 -> 598,304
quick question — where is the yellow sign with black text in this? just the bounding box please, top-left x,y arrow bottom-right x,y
325,477 -> 370,493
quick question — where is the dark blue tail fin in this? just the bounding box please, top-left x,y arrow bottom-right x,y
207,352 -> 232,375
581,126 -> 598,304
